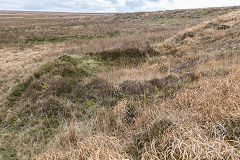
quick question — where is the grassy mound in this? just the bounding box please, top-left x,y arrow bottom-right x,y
88,46 -> 159,67
1,55 -> 105,159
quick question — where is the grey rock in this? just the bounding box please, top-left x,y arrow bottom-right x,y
17,118 -> 21,122
217,25 -> 230,30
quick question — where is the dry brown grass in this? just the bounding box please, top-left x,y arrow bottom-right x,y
37,10 -> 240,160
39,69 -> 240,160
1,6 -> 239,103
99,62 -> 170,85
142,69 -> 240,159
1,6 -> 240,160
38,134 -> 130,160
0,11 -> 182,103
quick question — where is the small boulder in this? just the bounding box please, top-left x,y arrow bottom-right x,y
205,22 -> 218,29
181,31 -> 194,40
205,22 -> 230,30
217,25 -> 230,30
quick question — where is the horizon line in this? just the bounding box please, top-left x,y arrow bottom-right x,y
0,5 -> 239,14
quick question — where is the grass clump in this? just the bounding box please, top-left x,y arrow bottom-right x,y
33,55 -> 103,79
71,78 -> 119,107
7,55 -> 104,108
141,120 -> 172,143
126,120 -> 173,159
88,46 -> 159,67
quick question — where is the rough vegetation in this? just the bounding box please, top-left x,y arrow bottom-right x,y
1,6 -> 240,160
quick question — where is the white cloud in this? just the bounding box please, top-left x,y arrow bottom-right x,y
0,0 -> 239,13
0,0 -> 24,10
171,0 -> 240,9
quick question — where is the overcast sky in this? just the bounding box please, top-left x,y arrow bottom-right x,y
0,0 -> 239,13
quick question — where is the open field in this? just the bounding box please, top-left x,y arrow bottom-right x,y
1,6 -> 239,102
0,6 -> 240,160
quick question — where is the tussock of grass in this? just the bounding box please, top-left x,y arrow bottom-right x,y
88,45 -> 159,67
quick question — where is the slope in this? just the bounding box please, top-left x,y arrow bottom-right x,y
39,10 -> 240,160
1,8 -> 240,160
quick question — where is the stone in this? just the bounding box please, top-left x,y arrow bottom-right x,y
217,25 -> 230,30
181,31 -> 194,40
